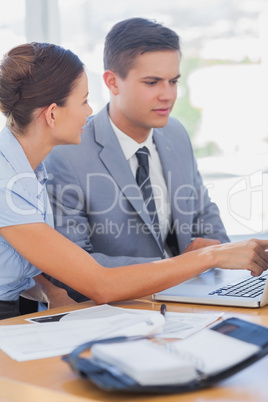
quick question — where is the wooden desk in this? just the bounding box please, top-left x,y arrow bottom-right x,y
0,298 -> 268,402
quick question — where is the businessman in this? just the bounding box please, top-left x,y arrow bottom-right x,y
45,18 -> 229,301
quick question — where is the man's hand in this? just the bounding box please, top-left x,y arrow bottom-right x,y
21,274 -> 78,310
182,238 -> 221,254
47,289 -> 77,310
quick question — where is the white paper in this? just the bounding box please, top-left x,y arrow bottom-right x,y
27,304 -> 222,339
163,328 -> 260,374
91,339 -> 197,385
0,312 -> 164,361
0,304 -> 222,362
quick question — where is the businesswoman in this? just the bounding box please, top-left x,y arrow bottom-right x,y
0,42 -> 268,319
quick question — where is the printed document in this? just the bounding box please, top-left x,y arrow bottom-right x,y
0,304 -> 222,361
0,311 -> 164,361
27,304 -> 222,338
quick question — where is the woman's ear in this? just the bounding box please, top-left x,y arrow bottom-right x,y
44,103 -> 57,128
103,70 -> 120,95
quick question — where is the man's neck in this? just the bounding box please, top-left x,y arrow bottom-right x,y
108,107 -> 151,143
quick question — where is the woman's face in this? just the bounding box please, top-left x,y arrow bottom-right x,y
52,71 -> 92,145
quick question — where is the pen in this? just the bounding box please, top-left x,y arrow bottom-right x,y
160,303 -> 167,317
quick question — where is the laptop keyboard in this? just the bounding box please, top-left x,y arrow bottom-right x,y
209,272 -> 268,298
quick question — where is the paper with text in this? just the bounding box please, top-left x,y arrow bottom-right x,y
0,312 -> 164,361
27,304 -> 222,338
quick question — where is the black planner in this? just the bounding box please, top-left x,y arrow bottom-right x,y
63,317 -> 268,394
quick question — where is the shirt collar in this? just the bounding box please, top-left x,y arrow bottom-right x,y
109,118 -> 154,160
0,126 -> 48,189
35,162 -> 48,186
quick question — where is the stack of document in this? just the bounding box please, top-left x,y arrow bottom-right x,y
0,312 -> 164,361
26,304 -> 222,339
0,304 -> 222,362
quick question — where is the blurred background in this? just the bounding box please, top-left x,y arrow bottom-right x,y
1,0 -> 268,239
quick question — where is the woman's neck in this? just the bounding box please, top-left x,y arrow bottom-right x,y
10,125 -> 53,171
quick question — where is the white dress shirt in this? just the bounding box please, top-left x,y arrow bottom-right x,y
110,119 -> 172,249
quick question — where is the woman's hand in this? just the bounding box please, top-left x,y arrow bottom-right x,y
211,239 -> 268,277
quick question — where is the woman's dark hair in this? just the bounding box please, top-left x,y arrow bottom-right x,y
0,42 -> 84,131
104,18 -> 180,79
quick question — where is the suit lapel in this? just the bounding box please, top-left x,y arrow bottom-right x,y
153,127 -> 189,192
153,129 -> 190,253
93,107 -> 162,250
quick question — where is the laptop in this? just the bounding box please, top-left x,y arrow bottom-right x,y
152,268 -> 268,308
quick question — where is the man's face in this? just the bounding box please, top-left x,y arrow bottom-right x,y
110,50 -> 181,140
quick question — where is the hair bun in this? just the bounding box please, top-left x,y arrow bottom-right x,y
0,43 -> 36,116
0,42 -> 84,131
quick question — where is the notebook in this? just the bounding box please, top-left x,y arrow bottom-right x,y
153,268 -> 268,308
90,331 -> 259,386
63,316 -> 268,393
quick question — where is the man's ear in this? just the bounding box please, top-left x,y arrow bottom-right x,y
103,70 -> 120,95
44,103 -> 57,128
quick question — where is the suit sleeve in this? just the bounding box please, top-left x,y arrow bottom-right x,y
186,137 -> 230,244
45,148 -> 161,268
162,118 -> 229,248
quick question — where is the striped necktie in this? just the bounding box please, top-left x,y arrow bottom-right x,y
135,146 -> 163,250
